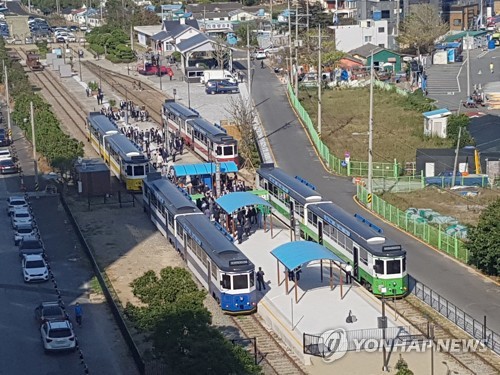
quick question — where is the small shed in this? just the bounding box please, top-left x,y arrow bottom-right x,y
74,158 -> 111,196
423,108 -> 452,138
349,43 -> 402,72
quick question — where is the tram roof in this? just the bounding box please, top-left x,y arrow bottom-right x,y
257,165 -> 322,204
105,134 -> 147,162
188,117 -> 231,139
163,100 -> 199,119
146,176 -> 199,214
309,202 -> 405,257
177,214 -> 254,272
88,112 -> 119,134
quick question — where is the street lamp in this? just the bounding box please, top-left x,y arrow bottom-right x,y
380,286 -> 388,372
173,88 -> 177,101
78,50 -> 82,82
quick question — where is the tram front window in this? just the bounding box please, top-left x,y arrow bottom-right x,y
221,274 -> 231,289
134,165 -> 145,176
126,165 -> 133,176
223,146 -> 233,156
232,274 -> 248,290
386,260 -> 401,275
374,259 -> 384,274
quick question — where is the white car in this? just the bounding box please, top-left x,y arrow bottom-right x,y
66,33 -> 76,42
7,196 -> 28,216
22,254 -> 49,283
0,147 -> 11,160
14,224 -> 38,245
11,208 -> 33,229
40,320 -> 76,353
255,50 -> 267,60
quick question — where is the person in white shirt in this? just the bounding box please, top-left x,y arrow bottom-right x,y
345,262 -> 353,284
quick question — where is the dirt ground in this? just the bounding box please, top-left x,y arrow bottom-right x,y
380,186 -> 500,226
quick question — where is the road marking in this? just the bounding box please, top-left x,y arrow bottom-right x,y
456,61 -> 464,93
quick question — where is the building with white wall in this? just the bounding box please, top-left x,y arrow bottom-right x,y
333,19 -> 388,52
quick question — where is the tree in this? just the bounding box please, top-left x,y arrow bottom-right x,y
211,38 -> 230,69
226,96 -> 260,170
395,355 -> 414,375
234,22 -> 258,47
446,114 -> 474,147
397,4 -> 448,54
467,199 -> 500,276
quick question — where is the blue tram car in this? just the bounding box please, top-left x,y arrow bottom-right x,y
143,173 -> 257,314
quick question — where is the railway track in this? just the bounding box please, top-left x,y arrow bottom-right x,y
231,314 -> 308,375
390,295 -> 500,374
82,61 -> 166,125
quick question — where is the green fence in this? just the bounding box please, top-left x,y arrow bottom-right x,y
287,84 -> 399,178
356,184 -> 469,263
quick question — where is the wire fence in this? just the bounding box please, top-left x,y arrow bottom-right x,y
410,277 -> 500,355
356,184 -> 469,263
287,84 -> 399,178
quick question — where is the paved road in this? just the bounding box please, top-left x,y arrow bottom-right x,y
249,60 -> 500,333
0,114 -> 138,374
6,0 -> 28,16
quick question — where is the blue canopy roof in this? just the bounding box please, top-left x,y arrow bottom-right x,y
423,108 -> 451,118
171,162 -> 238,177
271,241 -> 345,270
216,192 -> 272,214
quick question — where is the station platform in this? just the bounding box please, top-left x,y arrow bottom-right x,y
236,221 -> 400,366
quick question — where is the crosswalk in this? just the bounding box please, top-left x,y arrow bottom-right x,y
425,63 -> 463,95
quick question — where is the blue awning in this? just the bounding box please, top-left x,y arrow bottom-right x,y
271,241 -> 345,270
216,192 -> 272,214
422,108 -> 451,119
171,162 -> 238,177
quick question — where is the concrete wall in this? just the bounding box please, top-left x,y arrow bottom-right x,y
335,20 -> 389,52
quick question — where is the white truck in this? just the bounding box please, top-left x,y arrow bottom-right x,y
200,70 -> 237,85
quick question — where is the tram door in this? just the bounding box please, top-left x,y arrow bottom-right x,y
317,221 -> 323,245
352,246 -> 359,278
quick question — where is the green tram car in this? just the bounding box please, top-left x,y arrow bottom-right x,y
256,164 -> 408,297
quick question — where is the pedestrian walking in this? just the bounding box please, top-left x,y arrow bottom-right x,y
490,62 -> 494,74
345,262 -> 353,284
75,303 -> 83,327
256,267 -> 266,291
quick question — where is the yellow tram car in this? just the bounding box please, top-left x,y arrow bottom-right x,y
87,112 -> 150,192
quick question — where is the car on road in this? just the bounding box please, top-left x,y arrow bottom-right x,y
35,302 -> 68,324
0,147 -> 11,160
0,158 -> 17,174
56,36 -> 66,43
14,224 -> 38,245
22,254 -> 49,283
11,208 -> 33,229
205,79 -> 239,95
40,320 -> 76,353
69,26 -> 79,32
7,196 -> 28,216
0,133 -> 9,147
254,49 -> 267,60
18,236 -> 44,258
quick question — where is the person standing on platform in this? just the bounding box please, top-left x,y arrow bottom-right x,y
244,217 -> 251,237
256,267 -> 266,291
236,222 -> 243,244
345,262 -> 353,284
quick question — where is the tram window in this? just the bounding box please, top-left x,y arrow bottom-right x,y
359,248 -> 368,265
307,211 -> 318,227
151,195 -> 157,208
134,165 -> 145,176
259,178 -> 266,189
177,224 -> 184,238
216,146 -> 222,155
386,260 -> 401,274
233,275 -> 248,290
345,238 -> 353,254
250,271 -> 255,287
233,145 -> 237,155
323,222 -> 332,238
294,202 -> 304,218
337,232 -> 346,247
211,263 -> 217,280
221,274 -> 231,289
201,253 -> 208,267
160,206 -> 166,218
374,259 -> 384,274
223,146 -> 233,156
126,165 -> 133,176
402,257 -> 406,272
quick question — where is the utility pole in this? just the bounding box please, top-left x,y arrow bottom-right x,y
270,0 -> 273,41
451,127 -> 462,188
368,50 -> 374,209
317,24 -> 322,138
294,2 -> 299,98
4,64 -> 12,139
395,0 -> 400,37
287,0 -> 292,84
466,32 -> 471,98
31,102 -> 39,193
247,23 -> 252,110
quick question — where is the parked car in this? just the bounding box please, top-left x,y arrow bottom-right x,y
40,320 -> 76,353
35,302 -> 68,324
254,49 -> 267,60
18,236 -> 44,258
0,133 -> 9,147
0,158 -> 17,174
55,36 -> 65,43
22,254 -> 49,283
7,196 -> 28,216
205,80 -> 239,95
0,147 -> 11,160
14,223 -> 38,245
11,208 -> 33,229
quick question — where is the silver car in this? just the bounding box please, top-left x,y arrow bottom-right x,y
11,208 -> 33,229
41,320 -> 76,353
14,224 -> 38,246
7,196 -> 28,216
22,254 -> 49,283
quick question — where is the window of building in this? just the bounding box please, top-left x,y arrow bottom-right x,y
364,36 -> 372,43
378,44 -> 385,48
378,27 -> 385,33
453,19 -> 462,26
381,10 -> 390,19
232,275 -> 248,290
386,259 -> 401,274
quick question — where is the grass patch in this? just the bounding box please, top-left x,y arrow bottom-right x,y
298,87 -> 453,164
89,276 -> 103,295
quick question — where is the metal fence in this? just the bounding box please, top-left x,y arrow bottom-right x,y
287,83 -> 400,178
356,184 -> 469,262
59,193 -> 146,374
410,277 -> 500,355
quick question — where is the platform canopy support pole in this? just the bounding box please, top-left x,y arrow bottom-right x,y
320,259 -> 323,282
330,261 -> 333,290
339,263 -> 344,299
295,274 -> 298,304
270,209 -> 274,237
285,269 -> 289,295
277,260 -> 280,285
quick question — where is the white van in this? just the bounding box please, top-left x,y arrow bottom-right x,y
200,70 -> 237,85
0,147 -> 11,161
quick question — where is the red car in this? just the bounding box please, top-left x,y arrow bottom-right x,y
138,63 -> 173,77
0,159 -> 17,174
